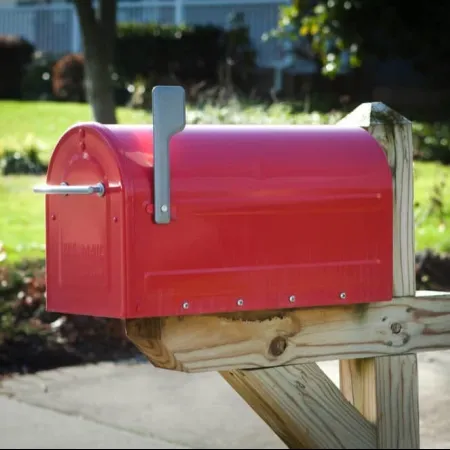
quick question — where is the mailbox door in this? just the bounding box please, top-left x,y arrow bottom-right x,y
45,126 -> 126,317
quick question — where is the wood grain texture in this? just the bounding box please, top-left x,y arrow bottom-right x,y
339,358 -> 378,423
338,103 -> 420,448
338,101 -> 415,297
125,290 -> 450,373
221,364 -> 376,449
376,355 -> 420,448
339,355 -> 420,448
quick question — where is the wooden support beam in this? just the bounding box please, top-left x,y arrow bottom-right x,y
337,103 -> 420,448
221,364 -> 376,449
340,355 -> 419,448
125,290 -> 450,373
338,102 -> 416,298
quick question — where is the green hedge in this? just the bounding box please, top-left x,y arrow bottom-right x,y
0,35 -> 34,99
115,20 -> 256,88
116,23 -> 221,83
14,17 -> 256,102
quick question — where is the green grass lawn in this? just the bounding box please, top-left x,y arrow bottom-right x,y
0,101 -> 152,163
414,161 -> 450,252
0,100 -> 449,263
0,175 -> 46,262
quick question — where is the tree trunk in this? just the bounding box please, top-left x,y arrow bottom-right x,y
84,50 -> 117,124
74,0 -> 117,124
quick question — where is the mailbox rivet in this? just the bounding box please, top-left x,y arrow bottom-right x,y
289,295 -> 296,303
237,299 -> 244,307
51,214 -> 56,220
113,216 -> 118,223
182,302 -> 189,310
340,292 -> 346,300
161,204 -> 168,213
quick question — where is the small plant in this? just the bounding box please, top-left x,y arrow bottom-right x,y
415,174 -> 448,228
0,139 -> 47,176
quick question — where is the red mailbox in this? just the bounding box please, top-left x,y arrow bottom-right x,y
33,86 -> 393,319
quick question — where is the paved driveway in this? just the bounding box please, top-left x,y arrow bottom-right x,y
1,353 -> 450,449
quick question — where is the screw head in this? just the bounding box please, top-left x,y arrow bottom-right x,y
289,295 -> 296,303
391,322 -> 402,334
340,292 -> 347,300
237,299 -> 244,307
182,302 -> 189,310
161,204 -> 168,213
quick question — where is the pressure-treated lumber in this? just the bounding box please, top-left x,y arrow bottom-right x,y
124,102 -> 435,449
221,364 -> 376,449
340,355 -> 419,448
338,102 -> 415,298
125,290 -> 450,373
338,103 -> 420,448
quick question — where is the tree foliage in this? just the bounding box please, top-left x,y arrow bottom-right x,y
273,0 -> 450,85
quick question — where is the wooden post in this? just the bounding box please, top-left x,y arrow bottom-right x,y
337,103 -> 420,448
125,102 -> 440,449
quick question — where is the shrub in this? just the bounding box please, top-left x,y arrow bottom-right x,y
413,122 -> 450,164
0,35 -> 34,99
52,53 -> 85,102
115,20 -> 256,91
51,52 -> 130,106
0,146 -> 47,175
115,23 -> 221,85
219,12 -> 257,92
21,51 -> 58,100
0,259 -> 139,376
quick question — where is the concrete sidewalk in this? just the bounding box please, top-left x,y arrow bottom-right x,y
1,354 -> 450,449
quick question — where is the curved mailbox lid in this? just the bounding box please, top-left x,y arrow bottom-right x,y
42,124 -> 127,317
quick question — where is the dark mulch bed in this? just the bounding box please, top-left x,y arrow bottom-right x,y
0,259 -> 140,376
0,251 -> 449,377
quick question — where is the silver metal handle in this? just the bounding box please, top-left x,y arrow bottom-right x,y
152,85 -> 186,224
33,182 -> 105,197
